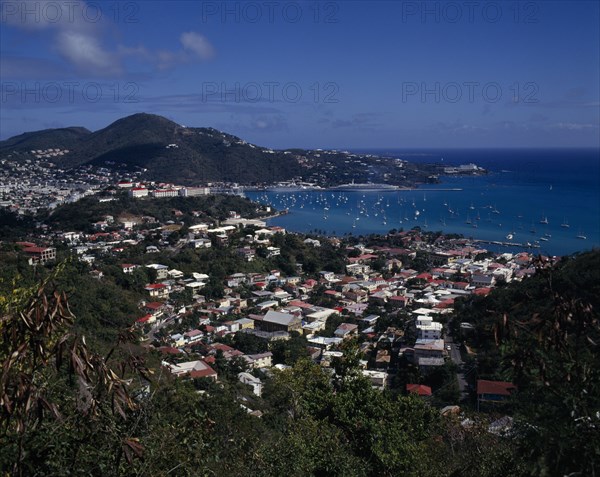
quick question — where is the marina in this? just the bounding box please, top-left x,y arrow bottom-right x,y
246,149 -> 600,257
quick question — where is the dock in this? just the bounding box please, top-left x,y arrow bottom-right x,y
473,239 -> 540,248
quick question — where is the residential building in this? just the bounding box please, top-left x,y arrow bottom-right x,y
129,187 -> 148,198
259,310 -> 302,333
23,246 -> 56,264
151,189 -> 178,198
238,372 -> 263,396
164,360 -> 217,380
477,380 -> 517,410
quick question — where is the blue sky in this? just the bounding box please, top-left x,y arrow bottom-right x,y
1,0 -> 599,148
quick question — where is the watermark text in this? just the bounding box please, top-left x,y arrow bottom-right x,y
1,81 -> 140,103
0,1 -> 140,24
200,1 -> 339,23
400,1 -> 539,24
401,82 -> 539,103
201,81 -> 340,103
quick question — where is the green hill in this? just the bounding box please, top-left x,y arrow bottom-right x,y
0,113 -> 303,183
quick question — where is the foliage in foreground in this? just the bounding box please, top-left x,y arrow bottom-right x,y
2,252 -> 599,475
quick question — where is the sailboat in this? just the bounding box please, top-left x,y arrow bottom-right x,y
539,214 -> 549,225
561,218 -> 570,228
576,229 -> 587,240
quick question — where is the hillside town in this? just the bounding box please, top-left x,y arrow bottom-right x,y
0,152 -> 252,214
7,186 -> 542,415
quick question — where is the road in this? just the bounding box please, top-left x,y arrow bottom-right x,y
444,332 -> 469,402
146,315 -> 175,344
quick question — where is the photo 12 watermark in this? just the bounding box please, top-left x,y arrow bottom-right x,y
200,81 -> 340,103
401,82 -> 539,104
0,1 -> 140,25
1,82 -> 140,104
400,1 -> 539,24
200,1 -> 339,24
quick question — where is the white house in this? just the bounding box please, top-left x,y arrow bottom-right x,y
238,372 -> 263,396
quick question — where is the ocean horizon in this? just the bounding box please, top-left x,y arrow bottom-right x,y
247,148 -> 600,256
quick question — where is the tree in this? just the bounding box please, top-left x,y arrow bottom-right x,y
271,332 -> 309,365
459,252 -> 600,476
0,268 -> 151,475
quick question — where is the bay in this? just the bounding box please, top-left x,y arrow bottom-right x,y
246,148 -> 600,256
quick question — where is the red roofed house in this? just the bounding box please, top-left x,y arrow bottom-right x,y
406,384 -> 432,397
206,343 -> 244,360
477,379 -> 517,410
451,282 -> 470,290
434,298 -> 455,309
145,283 -> 170,299
21,246 -> 56,265
135,314 -> 155,326
165,360 -> 217,381
184,329 -> 203,343
129,187 -> 148,198
473,287 -> 492,296
158,346 -> 182,355
389,295 -> 408,308
144,301 -> 167,316
121,264 -> 138,274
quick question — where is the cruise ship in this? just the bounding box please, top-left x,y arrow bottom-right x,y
330,181 -> 399,191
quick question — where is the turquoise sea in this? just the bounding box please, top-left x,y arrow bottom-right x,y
246,149 -> 600,256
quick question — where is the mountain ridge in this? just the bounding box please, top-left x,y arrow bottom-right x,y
0,113 -> 444,187
0,113 -> 303,184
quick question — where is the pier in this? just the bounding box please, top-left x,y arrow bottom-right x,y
473,239 -> 540,248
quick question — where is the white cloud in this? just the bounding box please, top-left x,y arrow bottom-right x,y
56,31 -> 120,74
180,32 -> 215,60
3,1 -> 216,75
554,122 -> 597,131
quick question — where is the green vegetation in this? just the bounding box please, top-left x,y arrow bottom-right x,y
46,193 -> 265,232
453,251 -> 600,476
1,190 -> 598,476
0,113 -> 303,183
